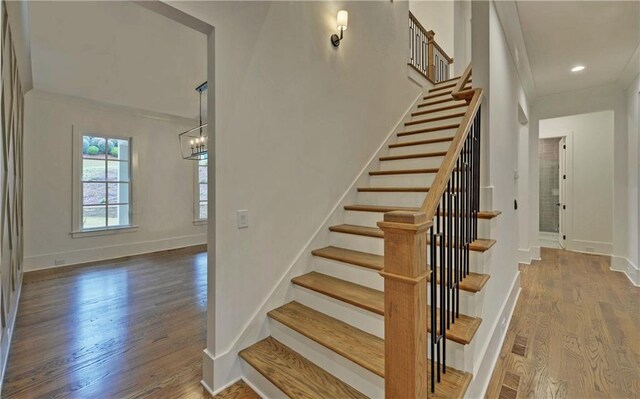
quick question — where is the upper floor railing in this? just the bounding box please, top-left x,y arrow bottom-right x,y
408,12 -> 454,84
379,65 -> 482,397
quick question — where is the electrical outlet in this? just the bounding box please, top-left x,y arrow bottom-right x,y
237,210 -> 249,229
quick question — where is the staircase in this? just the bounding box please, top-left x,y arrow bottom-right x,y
235,70 -> 499,398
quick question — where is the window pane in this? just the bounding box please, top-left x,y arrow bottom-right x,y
82,136 -> 107,159
199,201 -> 207,219
83,183 -> 106,205
83,206 -> 106,229
106,138 -> 130,161
108,183 -> 130,204
199,183 -> 207,201
107,204 -> 130,227
107,161 -> 130,181
82,159 -> 105,181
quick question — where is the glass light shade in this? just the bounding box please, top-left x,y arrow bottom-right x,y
337,10 -> 348,31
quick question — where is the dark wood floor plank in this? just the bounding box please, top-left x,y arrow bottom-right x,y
2,246 -> 208,399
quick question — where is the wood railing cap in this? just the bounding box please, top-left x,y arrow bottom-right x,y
377,211 -> 432,232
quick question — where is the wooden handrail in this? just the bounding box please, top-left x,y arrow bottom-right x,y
408,13 -> 453,83
452,63 -> 474,101
419,71 -> 481,223
432,40 -> 453,64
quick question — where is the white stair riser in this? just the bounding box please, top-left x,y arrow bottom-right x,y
403,116 -> 463,130
292,287 -> 472,371
311,257 -> 384,291
378,156 -> 445,170
356,191 -> 425,207
343,211 -> 492,237
416,99 -> 466,112
369,173 -> 437,187
269,321 -> 385,399
409,107 -> 466,120
387,141 -> 452,157
395,127 -> 459,143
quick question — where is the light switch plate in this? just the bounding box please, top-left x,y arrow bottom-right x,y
237,210 -> 249,229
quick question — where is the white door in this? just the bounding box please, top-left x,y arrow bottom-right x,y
558,137 -> 567,248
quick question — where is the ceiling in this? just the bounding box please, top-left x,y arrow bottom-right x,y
28,1 -> 207,120
515,0 -> 639,96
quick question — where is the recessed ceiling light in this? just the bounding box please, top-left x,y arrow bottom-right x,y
571,65 -> 585,72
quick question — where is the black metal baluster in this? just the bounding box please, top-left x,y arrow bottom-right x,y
430,223 -> 436,392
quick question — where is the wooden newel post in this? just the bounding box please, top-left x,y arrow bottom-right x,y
377,211 -> 432,399
427,30 -> 436,82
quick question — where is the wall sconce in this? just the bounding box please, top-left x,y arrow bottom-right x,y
331,10 -> 348,47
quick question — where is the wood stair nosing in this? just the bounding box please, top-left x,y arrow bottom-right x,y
267,301 -> 473,399
397,123 -> 460,137
312,244 -> 490,293
411,103 -> 467,117
379,151 -> 448,161
343,204 -> 503,220
369,167 -> 439,176
405,112 -> 466,127
357,186 -> 430,193
389,136 -> 454,149
433,75 -> 470,86
291,272 -> 481,345
239,336 -> 367,399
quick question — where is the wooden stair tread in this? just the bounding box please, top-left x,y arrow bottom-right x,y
429,82 -> 457,92
292,272 -> 481,344
344,205 -> 502,219
417,98 -> 465,109
369,167 -> 439,176
412,103 -> 467,117
212,380 -> 261,399
423,86 -> 471,100
357,186 -> 430,192
397,123 -> 460,137
434,75 -> 466,85
313,243 -> 490,292
239,337 -> 367,399
267,302 -> 472,398
268,301 -> 385,377
405,112 -> 466,127
312,245 -> 383,269
379,151 -> 447,161
389,136 -> 454,148
327,226 -> 495,253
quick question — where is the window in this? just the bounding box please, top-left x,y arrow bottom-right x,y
73,131 -> 134,235
195,158 -> 207,220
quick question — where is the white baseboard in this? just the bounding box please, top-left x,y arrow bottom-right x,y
0,271 -> 24,394
611,256 -> 640,287
24,234 -> 207,272
466,272 -> 521,399
204,91 -> 425,392
517,246 -> 541,264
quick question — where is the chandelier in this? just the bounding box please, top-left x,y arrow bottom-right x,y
179,81 -> 208,160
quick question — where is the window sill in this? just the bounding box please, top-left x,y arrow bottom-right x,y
71,225 -> 139,238
193,219 -> 208,226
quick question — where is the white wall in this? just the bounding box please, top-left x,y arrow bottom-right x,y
453,0 -> 471,76
409,0 -> 454,58
624,74 -> 639,282
464,3 -> 528,396
531,84 -> 628,259
23,91 -> 207,271
539,111 -> 614,253
165,1 -> 421,390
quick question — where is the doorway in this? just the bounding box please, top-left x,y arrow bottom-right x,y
538,137 -> 566,248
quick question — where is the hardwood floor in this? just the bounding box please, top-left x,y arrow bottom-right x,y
2,246 -> 210,399
486,248 -> 640,399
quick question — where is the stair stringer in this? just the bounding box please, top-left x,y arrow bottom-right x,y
207,90 -> 426,393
